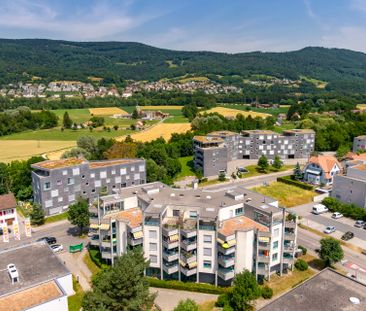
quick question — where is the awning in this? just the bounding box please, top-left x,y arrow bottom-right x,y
227,239 -> 236,247
90,223 -> 99,229
258,236 -> 270,243
169,234 -> 179,242
188,261 -> 198,269
99,223 -> 110,230
217,238 -> 225,244
306,169 -> 321,175
133,231 -> 143,239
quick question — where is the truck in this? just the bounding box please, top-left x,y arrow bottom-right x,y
312,204 -> 329,215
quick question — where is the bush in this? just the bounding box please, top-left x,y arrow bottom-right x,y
261,286 -> 273,299
216,293 -> 231,307
295,259 -> 309,271
322,197 -> 366,221
277,176 -> 314,190
147,278 -> 230,295
89,248 -> 109,270
298,245 -> 307,255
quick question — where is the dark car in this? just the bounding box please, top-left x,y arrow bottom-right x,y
37,236 -> 57,244
341,231 -> 354,241
0,228 -> 11,235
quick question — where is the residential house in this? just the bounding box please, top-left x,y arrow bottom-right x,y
303,155 -> 341,186
0,193 -> 17,226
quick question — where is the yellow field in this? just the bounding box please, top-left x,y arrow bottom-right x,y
0,140 -> 76,163
118,123 -> 191,142
89,107 -> 129,116
357,104 -> 366,109
140,106 -> 183,110
204,107 -> 271,118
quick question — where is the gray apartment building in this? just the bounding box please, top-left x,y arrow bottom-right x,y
193,129 -> 315,177
353,135 -> 366,152
332,162 -> 366,209
32,157 -> 146,215
89,182 -> 297,286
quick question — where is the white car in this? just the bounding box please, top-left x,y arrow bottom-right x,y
50,244 -> 63,253
7,264 -> 19,280
332,212 -> 343,219
324,226 -> 336,234
355,220 -> 365,228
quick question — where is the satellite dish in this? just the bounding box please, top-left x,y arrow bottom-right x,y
349,297 -> 360,305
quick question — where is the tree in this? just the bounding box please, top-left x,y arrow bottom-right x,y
293,162 -> 303,180
132,108 -> 139,119
319,237 -> 344,267
257,155 -> 269,172
82,248 -> 155,311
113,125 -> 119,131
272,155 -> 283,170
182,103 -> 198,121
174,299 -> 199,311
218,171 -> 226,181
30,203 -> 45,226
68,198 -> 90,235
104,142 -> 137,159
63,111 -> 72,129
336,144 -> 350,158
230,270 -> 261,310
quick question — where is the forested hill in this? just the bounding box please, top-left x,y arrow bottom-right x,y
1,39 -> 366,92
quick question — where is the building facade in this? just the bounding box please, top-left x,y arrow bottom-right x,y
89,182 -> 298,285
353,135 -> 366,152
0,193 -> 17,226
193,129 -> 315,177
303,155 -> 342,186
32,158 -> 146,215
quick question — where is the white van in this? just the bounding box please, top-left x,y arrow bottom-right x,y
312,204 -> 329,215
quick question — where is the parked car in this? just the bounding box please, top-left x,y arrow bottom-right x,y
237,167 -> 248,173
7,264 -> 19,280
355,220 -> 365,228
341,231 -> 354,241
36,236 -> 57,245
0,228 -> 11,235
324,226 -> 336,234
50,244 -> 63,253
332,212 -> 343,219
312,204 -> 329,215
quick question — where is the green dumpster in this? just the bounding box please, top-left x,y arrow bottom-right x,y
69,243 -> 84,253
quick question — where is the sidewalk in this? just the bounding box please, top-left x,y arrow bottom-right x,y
32,219 -> 69,232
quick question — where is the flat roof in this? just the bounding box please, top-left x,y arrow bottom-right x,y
193,135 -> 224,144
259,269 -> 366,311
355,135 -> 366,139
0,280 -> 64,311
353,164 -> 366,171
241,130 -> 277,135
219,215 -> 269,237
32,157 -> 85,170
89,158 -> 143,169
103,207 -> 142,228
283,129 -> 315,134
208,130 -> 237,137
0,242 -> 70,297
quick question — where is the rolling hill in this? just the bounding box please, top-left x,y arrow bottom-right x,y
1,39 -> 366,92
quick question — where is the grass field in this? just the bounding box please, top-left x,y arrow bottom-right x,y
176,156 -> 196,179
220,104 -> 289,116
51,109 -> 91,124
252,181 -> 316,207
357,104 -> 366,109
300,76 -> 328,89
240,165 -> 293,179
89,107 -> 129,116
0,140 -> 75,163
204,107 -> 271,118
68,277 -> 84,311
118,123 -> 191,142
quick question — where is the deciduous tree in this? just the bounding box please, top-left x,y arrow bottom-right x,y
68,198 -> 90,235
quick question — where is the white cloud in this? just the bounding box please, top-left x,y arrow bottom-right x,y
322,26 -> 366,52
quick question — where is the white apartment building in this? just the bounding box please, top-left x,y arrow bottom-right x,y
89,182 -> 297,285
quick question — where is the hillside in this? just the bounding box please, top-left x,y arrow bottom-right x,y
1,39 -> 366,92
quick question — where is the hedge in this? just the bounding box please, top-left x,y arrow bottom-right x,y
277,176 -> 314,191
261,286 -> 273,299
89,248 -> 110,270
147,277 -> 230,295
322,197 -> 366,221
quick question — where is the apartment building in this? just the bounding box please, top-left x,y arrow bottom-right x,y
353,135 -> 366,152
89,182 -> 298,285
32,157 -> 146,215
193,129 -> 315,177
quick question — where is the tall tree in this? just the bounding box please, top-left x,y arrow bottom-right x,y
82,248 -> 155,311
319,237 -> 344,267
104,141 -> 137,159
63,111 -> 73,129
68,198 -> 90,235
293,162 -> 303,180
30,203 -> 45,226
272,155 -> 283,170
257,155 -> 269,172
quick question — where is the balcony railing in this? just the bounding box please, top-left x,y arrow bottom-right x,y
257,255 -> 270,263
163,263 -> 179,274
218,268 -> 235,281
285,221 -> 297,228
181,267 -> 197,277
181,228 -> 197,239
218,245 -> 236,255
257,242 -> 270,250
128,237 -> 143,246
180,253 -> 197,264
181,240 -> 197,252
162,240 -> 179,249
163,251 -> 179,262
284,231 -> 296,240
218,256 -> 235,268
162,226 -> 179,237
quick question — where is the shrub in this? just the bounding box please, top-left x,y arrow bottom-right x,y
298,245 -> 307,255
277,176 -> 314,190
322,197 -> 366,221
216,293 -> 231,307
295,259 -> 309,271
89,248 -> 109,270
261,286 -> 273,299
147,278 -> 230,295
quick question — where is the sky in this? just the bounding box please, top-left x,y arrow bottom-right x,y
1,0 -> 366,53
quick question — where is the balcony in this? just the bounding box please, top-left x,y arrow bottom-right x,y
283,244 -> 295,252
180,253 -> 197,265
90,235 -> 99,246
163,251 -> 179,262
163,263 -> 179,274
218,268 -> 235,281
257,242 -> 270,250
285,221 -> 297,229
90,217 -> 99,225
218,256 -> 235,268
284,231 -> 296,240
181,240 -> 197,252
181,267 -> 197,277
162,226 -> 179,237
101,239 -> 112,248
283,255 -> 294,264
181,228 -> 197,239
218,245 -> 236,255
128,237 -> 143,246
256,264 -> 269,275
257,255 -> 270,263
144,219 -> 160,227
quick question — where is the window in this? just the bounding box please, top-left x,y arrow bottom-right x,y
45,200 -> 53,208
121,182 -> 127,188
273,241 -> 278,250
134,173 -> 140,180
149,255 -> 157,263
120,168 -> 126,175
189,211 -> 197,218
90,173 -> 95,178
68,194 -> 75,203
62,170 -> 67,176
203,248 -> 212,256
51,190 -> 58,198
100,171 -> 107,179
95,180 -> 101,187
203,260 -> 212,268
44,182 -> 51,190
111,169 -> 116,175
91,189 -> 96,193
203,235 -> 212,243
67,178 -> 74,185
115,176 -> 121,183
273,228 -> 280,237
149,230 -> 157,239
139,165 -> 145,172
173,210 -> 180,217
72,168 -> 80,176
272,253 -> 278,261
131,166 -> 135,171
81,175 -> 85,179
56,180 -> 62,186
149,243 -> 157,251
58,197 -> 63,202
235,207 -> 243,216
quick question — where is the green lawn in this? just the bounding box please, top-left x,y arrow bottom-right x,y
164,115 -> 189,123
45,212 -> 69,224
51,109 -> 92,124
176,156 -> 196,179
240,165 -> 293,179
252,181 -> 316,207
68,277 -> 84,311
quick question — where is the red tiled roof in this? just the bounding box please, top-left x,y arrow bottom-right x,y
344,152 -> 366,161
307,155 -> 341,179
0,193 -> 16,211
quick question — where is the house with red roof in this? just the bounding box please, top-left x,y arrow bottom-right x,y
0,193 -> 17,226
303,155 -> 342,186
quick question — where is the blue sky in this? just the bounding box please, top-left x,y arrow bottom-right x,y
1,0 -> 366,53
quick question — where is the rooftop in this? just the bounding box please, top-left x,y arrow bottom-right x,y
193,135 -> 224,144
283,129 -> 315,134
0,242 -> 70,297
219,215 -> 269,237
259,269 -> 366,311
307,154 -> 341,179
208,130 -> 237,137
0,193 -> 16,211
241,130 -> 277,135
103,207 -> 142,228
31,157 -> 85,170
352,164 -> 366,171
89,158 -> 143,169
0,280 -> 64,311
355,135 -> 366,139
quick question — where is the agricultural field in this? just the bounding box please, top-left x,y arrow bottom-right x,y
203,107 -> 271,118
357,104 -> 366,110
0,140 -> 75,163
300,75 -> 328,89
220,104 -> 289,116
118,123 -> 191,142
89,107 -> 129,116
138,105 -> 183,110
